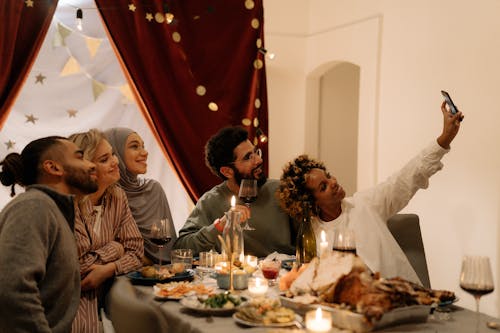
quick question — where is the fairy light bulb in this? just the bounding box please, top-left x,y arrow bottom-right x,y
76,8 -> 83,31
256,128 -> 268,143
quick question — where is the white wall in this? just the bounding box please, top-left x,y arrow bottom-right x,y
264,0 -> 500,316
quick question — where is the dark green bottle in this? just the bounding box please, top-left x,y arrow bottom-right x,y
295,205 -> 317,267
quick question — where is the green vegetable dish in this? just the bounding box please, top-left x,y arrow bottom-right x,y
203,293 -> 245,309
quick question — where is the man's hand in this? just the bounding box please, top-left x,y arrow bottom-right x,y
219,204 -> 251,228
437,101 -> 464,149
81,263 -> 116,291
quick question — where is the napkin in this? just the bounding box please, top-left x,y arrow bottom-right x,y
265,252 -> 295,261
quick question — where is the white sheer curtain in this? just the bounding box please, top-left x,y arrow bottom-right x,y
0,0 -> 192,233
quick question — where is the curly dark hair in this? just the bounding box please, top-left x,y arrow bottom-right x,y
277,154 -> 327,222
204,126 -> 248,179
0,136 -> 66,197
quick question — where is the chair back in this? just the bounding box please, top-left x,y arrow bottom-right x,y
109,278 -> 169,333
387,213 -> 431,288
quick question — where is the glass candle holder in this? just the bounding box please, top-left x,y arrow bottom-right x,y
305,308 -> 332,332
247,277 -> 268,297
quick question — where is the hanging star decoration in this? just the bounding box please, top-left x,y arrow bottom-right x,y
5,140 -> 15,150
35,73 -> 46,84
25,114 -> 38,124
128,3 -> 136,12
67,109 -> 78,118
25,0 -> 34,7
145,13 -> 153,21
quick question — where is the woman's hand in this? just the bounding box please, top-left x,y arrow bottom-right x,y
437,101 -> 464,149
80,263 -> 116,291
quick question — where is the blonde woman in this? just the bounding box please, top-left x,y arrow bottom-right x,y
69,129 -> 143,333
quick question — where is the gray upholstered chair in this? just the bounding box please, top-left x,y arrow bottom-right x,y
108,278 -> 169,333
387,213 -> 431,288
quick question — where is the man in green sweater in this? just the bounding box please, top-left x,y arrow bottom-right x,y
174,126 -> 296,257
0,136 -> 98,333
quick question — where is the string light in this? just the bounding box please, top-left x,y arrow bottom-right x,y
258,47 -> 275,60
256,128 -> 268,143
76,8 -> 83,31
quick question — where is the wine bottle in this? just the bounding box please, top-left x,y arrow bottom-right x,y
296,205 -> 317,266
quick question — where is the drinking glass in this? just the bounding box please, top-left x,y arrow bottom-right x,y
171,249 -> 193,270
238,179 -> 257,230
260,259 -> 281,286
149,218 -> 172,276
331,227 -> 356,255
460,256 -> 494,332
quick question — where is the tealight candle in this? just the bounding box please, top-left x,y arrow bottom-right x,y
319,230 -> 329,257
305,308 -> 332,332
247,277 -> 268,297
245,255 -> 258,268
215,261 -> 229,273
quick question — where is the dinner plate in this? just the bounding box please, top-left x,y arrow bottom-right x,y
180,296 -> 240,316
126,269 -> 194,286
232,313 -> 301,328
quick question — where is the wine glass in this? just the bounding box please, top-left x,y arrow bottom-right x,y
460,255 -> 494,331
331,227 -> 356,255
260,259 -> 281,286
238,179 -> 257,230
149,218 -> 172,277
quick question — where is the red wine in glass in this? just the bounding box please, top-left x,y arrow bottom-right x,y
332,246 -> 357,255
262,267 -> 279,280
240,195 -> 257,205
238,179 -> 257,230
150,219 -> 171,277
460,286 -> 494,298
150,237 -> 172,247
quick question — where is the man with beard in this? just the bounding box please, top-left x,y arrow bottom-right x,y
174,126 -> 296,257
0,136 -> 98,333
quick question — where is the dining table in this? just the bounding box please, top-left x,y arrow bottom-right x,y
125,272 -> 499,333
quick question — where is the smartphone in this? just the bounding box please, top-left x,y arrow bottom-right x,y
441,90 -> 459,115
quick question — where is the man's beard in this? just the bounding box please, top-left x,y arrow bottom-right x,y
232,165 -> 267,187
64,164 -> 98,194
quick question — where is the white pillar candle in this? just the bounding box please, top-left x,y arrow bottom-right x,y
247,277 -> 268,297
305,308 -> 332,332
319,230 -> 329,257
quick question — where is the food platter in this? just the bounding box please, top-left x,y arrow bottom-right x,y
280,296 -> 430,333
233,313 -> 302,328
153,281 -> 213,300
180,296 -> 241,316
126,269 -> 194,286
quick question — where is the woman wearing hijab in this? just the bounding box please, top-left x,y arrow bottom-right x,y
104,127 -> 177,264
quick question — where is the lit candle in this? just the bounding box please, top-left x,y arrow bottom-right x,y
245,255 -> 258,268
215,261 -> 229,273
231,195 -> 236,209
247,277 -> 268,297
319,230 -> 329,257
305,308 -> 332,332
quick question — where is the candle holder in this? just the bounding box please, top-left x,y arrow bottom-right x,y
222,209 -> 243,291
305,307 -> 332,332
247,277 -> 268,297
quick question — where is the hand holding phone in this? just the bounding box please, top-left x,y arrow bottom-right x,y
441,90 -> 459,115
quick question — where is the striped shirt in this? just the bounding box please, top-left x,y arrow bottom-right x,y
72,186 -> 143,333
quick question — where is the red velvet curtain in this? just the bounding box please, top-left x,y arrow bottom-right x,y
96,0 -> 269,201
0,0 -> 58,128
